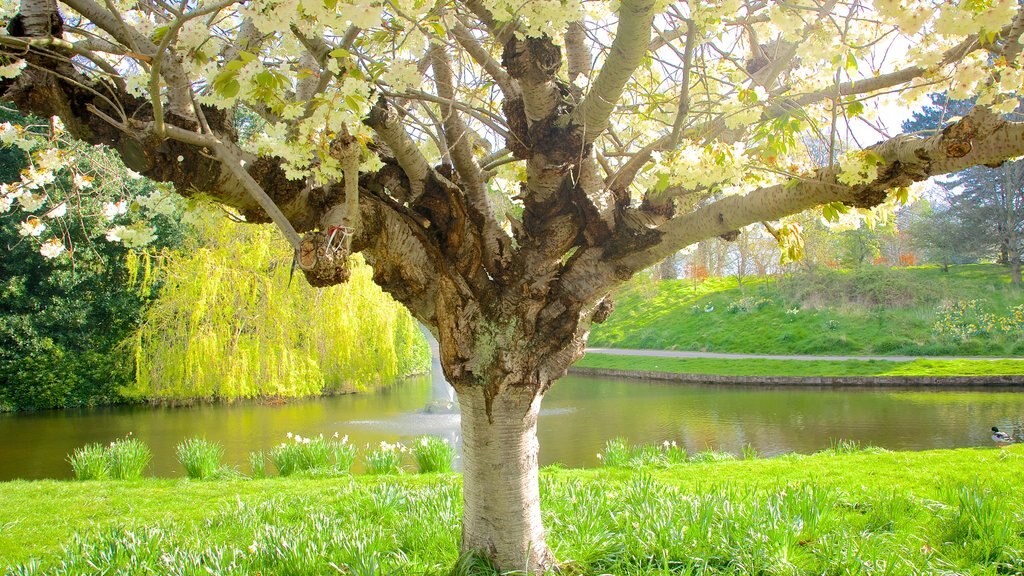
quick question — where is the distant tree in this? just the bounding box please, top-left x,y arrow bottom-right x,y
903,93 -> 1024,284
0,109 -> 190,411
904,199 -> 983,271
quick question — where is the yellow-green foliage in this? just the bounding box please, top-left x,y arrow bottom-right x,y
126,219 -> 428,402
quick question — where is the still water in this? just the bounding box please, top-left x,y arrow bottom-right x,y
1,374 -> 1023,480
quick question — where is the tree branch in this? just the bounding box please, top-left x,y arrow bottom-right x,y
571,0 -> 657,144
450,17 -> 517,98
620,109 -> 1024,271
564,20 -> 591,83
430,44 -> 513,275
365,98 -> 432,202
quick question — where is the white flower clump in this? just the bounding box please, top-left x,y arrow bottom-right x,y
39,238 -> 65,259
18,216 -> 45,237
102,200 -> 128,220
106,224 -> 158,248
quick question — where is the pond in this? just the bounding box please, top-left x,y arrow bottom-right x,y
2,369 -> 1024,481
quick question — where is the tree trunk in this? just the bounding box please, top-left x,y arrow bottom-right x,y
458,385 -> 554,573
1009,243 -> 1022,287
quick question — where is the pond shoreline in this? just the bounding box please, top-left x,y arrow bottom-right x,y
569,366 -> 1024,387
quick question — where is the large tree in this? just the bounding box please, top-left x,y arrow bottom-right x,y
3,0 -> 1024,570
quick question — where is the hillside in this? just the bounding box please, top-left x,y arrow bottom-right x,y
590,264 -> 1024,357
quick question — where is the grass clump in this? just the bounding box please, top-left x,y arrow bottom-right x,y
269,433 -> 332,476
364,441 -> 406,475
104,436 -> 152,480
412,436 -> 456,473
598,438 -> 689,468
67,444 -> 108,481
68,436 -> 152,481
330,434 -> 358,474
176,437 -> 223,480
248,451 -> 266,478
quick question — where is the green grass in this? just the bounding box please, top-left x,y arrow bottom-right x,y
4,446 -> 1024,574
576,352 -> 1024,377
591,264 -> 1024,357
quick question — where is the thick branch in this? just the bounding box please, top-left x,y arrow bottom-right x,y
365,99 -> 432,202
622,108 -> 1024,271
571,0 -> 657,144
430,45 -> 513,275
565,20 -> 591,83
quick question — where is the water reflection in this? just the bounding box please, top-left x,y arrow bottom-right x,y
1,373 -> 1023,480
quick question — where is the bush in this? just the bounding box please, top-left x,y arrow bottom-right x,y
105,436 -> 152,480
364,441 -> 406,475
68,443 -> 109,481
176,437 -> 223,480
412,436 -> 455,473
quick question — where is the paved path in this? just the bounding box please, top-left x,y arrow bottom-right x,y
584,347 -> 1018,362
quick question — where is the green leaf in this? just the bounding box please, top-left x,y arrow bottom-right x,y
845,100 -> 865,117
328,48 -> 351,59
218,78 -> 240,99
150,26 -> 169,43
654,173 -> 670,194
238,51 -> 257,64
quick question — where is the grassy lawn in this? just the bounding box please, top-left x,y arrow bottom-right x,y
590,264 -> 1024,357
3,445 -> 1024,574
576,352 -> 1024,378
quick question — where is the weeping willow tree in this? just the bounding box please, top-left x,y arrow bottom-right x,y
125,216 -> 428,402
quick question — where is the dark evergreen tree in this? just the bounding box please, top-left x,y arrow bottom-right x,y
0,107 -> 189,411
902,93 -> 1024,284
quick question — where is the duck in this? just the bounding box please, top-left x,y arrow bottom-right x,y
992,427 -> 1015,444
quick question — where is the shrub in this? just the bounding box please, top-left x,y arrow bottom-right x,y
105,436 -> 151,480
364,441 -> 406,475
176,437 -> 223,480
68,443 -> 109,481
270,433 -> 333,476
412,436 -> 456,473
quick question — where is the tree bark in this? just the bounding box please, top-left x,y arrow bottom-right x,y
457,385 -> 554,573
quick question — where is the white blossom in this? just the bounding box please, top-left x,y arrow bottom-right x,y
73,173 -> 94,190
44,202 -> 67,219
102,200 -> 128,220
39,238 -> 65,258
17,192 -> 46,212
19,217 -> 45,237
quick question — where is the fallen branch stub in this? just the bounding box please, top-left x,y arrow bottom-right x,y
298,229 -> 351,287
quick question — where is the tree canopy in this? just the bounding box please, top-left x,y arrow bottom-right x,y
2,0 -> 1024,570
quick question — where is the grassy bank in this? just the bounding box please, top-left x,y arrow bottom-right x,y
576,353 -> 1024,378
591,264 -> 1024,357
4,446 -> 1024,574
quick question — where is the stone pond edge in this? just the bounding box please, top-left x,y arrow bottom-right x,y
568,367 -> 1024,387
